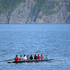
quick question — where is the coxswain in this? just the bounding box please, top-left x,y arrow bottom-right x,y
15,55 -> 19,62
45,55 -> 49,59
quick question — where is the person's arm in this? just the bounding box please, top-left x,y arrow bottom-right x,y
22,58 -> 23,60
40,56 -> 41,58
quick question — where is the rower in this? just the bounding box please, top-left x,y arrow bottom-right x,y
37,54 -> 42,60
27,55 -> 30,60
19,55 -> 23,61
41,54 -> 44,59
23,55 -> 27,60
30,54 -> 33,60
34,54 -> 37,60
45,55 -> 49,59
15,55 -> 19,62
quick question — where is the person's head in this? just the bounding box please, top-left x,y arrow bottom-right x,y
35,54 -> 36,56
38,54 -> 39,56
24,55 -> 26,57
20,55 -> 22,57
31,54 -> 33,56
27,55 -> 29,57
46,55 -> 48,57
41,54 -> 43,56
16,55 -> 18,57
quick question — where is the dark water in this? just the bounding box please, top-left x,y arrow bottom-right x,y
0,24 -> 70,70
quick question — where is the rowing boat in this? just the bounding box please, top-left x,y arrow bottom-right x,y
8,59 -> 52,63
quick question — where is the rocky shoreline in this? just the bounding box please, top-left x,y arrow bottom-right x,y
0,0 -> 70,24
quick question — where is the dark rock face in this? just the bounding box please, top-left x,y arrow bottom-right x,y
0,0 -> 70,24
66,15 -> 70,23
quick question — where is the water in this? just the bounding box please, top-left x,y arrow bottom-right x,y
0,24 -> 70,70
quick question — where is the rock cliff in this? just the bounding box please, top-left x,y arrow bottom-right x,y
0,0 -> 70,24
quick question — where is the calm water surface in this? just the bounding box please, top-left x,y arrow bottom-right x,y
0,24 -> 70,70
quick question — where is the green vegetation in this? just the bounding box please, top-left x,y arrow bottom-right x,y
30,0 -> 59,22
63,14 -> 66,19
67,5 -> 70,12
30,0 -> 48,21
59,5 -> 63,9
18,11 -> 23,17
34,0 -> 37,3
27,16 -> 29,22
27,7 -> 30,9
38,16 -> 42,19
0,0 -> 59,17
31,0 -> 48,16
47,1 -> 59,9
41,1 -> 58,15
52,1 -> 59,6
0,0 -> 26,14
18,11 -> 23,15
66,4 -> 70,12
31,0 -> 47,16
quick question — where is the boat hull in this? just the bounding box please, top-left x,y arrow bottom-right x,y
8,59 -> 52,63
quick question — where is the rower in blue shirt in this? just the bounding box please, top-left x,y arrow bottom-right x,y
45,55 -> 49,59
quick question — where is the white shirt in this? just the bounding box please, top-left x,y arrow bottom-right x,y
23,56 -> 27,60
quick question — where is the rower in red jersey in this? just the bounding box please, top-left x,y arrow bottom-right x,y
15,55 -> 19,62
37,54 -> 42,59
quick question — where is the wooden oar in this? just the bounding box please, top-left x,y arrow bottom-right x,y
0,59 -> 14,62
51,59 -> 63,62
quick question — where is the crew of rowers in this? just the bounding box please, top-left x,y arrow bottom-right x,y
15,54 -> 49,62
